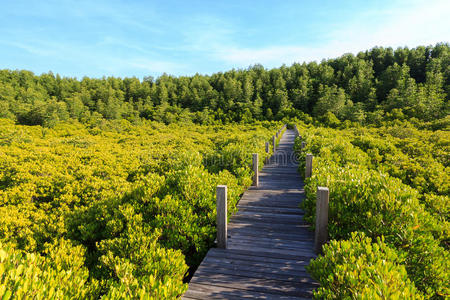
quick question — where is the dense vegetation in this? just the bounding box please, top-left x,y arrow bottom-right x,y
0,44 -> 448,127
295,122 -> 449,299
0,43 -> 449,298
0,118 -> 281,298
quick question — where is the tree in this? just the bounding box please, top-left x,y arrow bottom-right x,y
313,85 -> 348,118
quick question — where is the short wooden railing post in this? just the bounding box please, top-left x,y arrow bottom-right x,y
315,187 -> 329,254
216,185 -> 227,249
273,136 -> 276,152
265,142 -> 269,154
252,153 -> 259,186
305,154 -> 313,178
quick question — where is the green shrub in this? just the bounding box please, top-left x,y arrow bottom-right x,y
308,232 -> 423,299
0,240 -> 99,299
297,124 -> 450,298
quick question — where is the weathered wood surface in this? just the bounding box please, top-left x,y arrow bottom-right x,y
216,185 -> 228,249
314,187 -> 329,254
183,129 -> 317,299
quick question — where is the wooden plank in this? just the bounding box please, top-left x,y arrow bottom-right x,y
228,234 -> 314,248
231,216 -> 307,226
207,248 -> 313,265
228,220 -> 310,231
238,197 -> 302,204
240,189 -> 304,195
259,172 -> 301,177
256,178 -> 302,184
233,209 -> 305,219
228,224 -> 313,238
233,212 -> 305,223
238,197 -> 303,204
236,201 -> 300,209
239,194 -> 303,202
260,169 -> 300,174
201,256 -> 312,277
190,272 -> 315,298
249,186 -> 303,191
226,244 -> 315,259
240,191 -> 304,199
237,201 -> 301,208
202,256 -> 310,274
227,226 -> 309,237
227,240 -> 314,255
237,205 -> 304,215
227,228 -> 314,242
196,263 -> 317,284
184,283 -> 310,300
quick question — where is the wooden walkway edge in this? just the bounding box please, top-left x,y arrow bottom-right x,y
183,129 -> 317,299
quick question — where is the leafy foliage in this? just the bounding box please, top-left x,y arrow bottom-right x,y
0,44 -> 448,126
308,232 -> 423,299
0,119 -> 279,298
296,123 -> 449,299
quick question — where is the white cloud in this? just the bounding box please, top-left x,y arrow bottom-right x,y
216,46 -> 329,66
117,58 -> 187,75
327,0 -> 450,52
211,0 -> 450,68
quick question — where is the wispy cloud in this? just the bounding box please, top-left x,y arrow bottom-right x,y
1,0 -> 448,77
111,57 -> 188,75
208,0 -> 450,68
215,46 -> 325,66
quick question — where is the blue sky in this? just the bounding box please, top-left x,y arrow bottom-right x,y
1,0 -> 449,79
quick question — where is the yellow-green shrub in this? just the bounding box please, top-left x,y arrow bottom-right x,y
0,240 -> 99,299
308,232 -> 423,299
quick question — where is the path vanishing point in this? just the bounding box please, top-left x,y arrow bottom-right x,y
183,129 -> 318,299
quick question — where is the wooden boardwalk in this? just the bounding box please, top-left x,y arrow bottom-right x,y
183,129 -> 318,299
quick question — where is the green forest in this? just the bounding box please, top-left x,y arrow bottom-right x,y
0,44 -> 449,299
0,44 -> 448,127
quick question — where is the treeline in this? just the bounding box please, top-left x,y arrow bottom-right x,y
0,43 -> 449,127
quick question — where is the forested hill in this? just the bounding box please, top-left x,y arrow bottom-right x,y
1,43 -> 449,127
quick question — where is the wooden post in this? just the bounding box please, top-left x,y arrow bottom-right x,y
276,131 -> 278,138
216,185 -> 227,249
305,154 -> 313,178
252,153 -> 259,186
272,136 -> 276,152
301,141 -> 306,149
315,187 -> 329,254
265,142 -> 269,154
